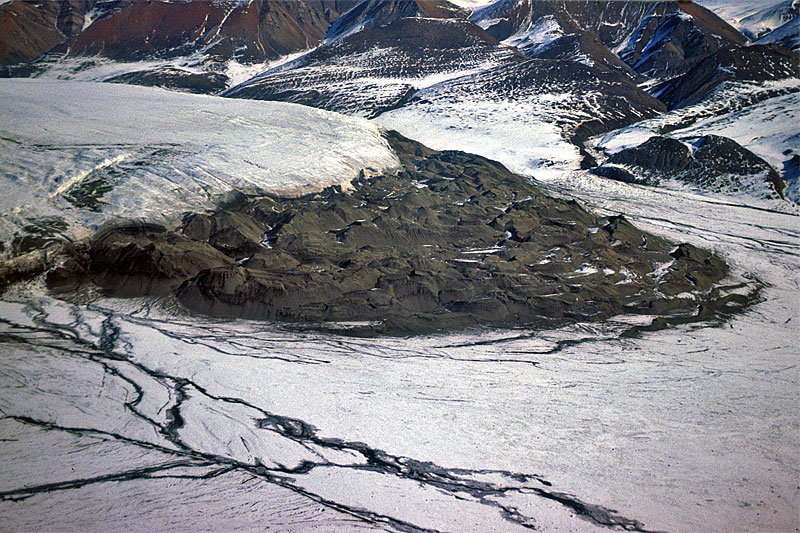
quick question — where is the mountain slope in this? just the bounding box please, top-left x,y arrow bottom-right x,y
0,0 -> 357,92
0,1 -> 65,65
471,0 -> 745,81
593,78 -> 800,206
69,0 -> 355,62
325,0 -> 469,42
755,15 -> 800,50
696,0 -> 799,40
652,44 -> 799,109
224,16 -> 520,117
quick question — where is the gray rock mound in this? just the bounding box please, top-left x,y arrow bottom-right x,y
39,131 -> 752,334
594,135 -> 786,200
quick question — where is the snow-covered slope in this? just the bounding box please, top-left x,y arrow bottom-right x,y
695,0 -> 798,40
593,79 -> 800,205
756,15 -> 800,49
225,17 -> 520,117
0,79 -> 399,257
374,55 -> 665,180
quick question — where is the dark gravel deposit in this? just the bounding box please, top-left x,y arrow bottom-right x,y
42,131 -> 753,334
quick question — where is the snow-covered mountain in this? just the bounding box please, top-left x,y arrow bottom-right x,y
324,0 -> 469,42
756,14 -> 800,50
219,0 -> 797,196
593,79 -> 800,205
225,15 -> 521,117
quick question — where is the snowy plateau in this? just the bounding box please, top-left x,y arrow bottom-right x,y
0,0 -> 799,532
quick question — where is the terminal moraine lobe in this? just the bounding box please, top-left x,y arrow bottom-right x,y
46,131 -> 752,334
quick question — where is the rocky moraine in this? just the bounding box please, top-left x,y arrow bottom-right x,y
4,131 -> 754,335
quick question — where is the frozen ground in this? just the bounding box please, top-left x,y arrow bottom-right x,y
0,79 -> 798,531
0,79 -> 398,255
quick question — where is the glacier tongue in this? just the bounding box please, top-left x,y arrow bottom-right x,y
0,79 -> 399,253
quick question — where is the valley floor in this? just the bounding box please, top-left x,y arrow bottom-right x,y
0,80 -> 798,532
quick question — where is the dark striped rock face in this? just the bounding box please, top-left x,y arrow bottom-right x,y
594,134 -> 787,200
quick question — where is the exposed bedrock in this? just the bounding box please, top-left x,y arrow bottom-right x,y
593,135 -> 786,199
41,132 -> 752,334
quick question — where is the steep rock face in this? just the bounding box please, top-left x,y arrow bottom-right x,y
653,44 -> 800,109
70,0 -> 355,62
0,1 -> 65,66
471,0 -> 745,81
595,134 -> 786,199
325,0 -> 468,42
224,17 -> 519,117
0,0 -> 356,68
44,132 -> 746,333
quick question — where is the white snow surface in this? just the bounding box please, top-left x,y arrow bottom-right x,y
0,79 -> 399,249
0,161 -> 797,532
695,0 -> 798,38
755,14 -> 800,48
377,98 -> 580,180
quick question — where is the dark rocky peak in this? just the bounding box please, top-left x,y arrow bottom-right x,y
525,28 -> 641,78
325,0 -> 469,42
610,136 -> 691,172
691,135 -> 785,197
319,15 -> 500,58
597,134 -> 786,200
614,1 -> 745,79
652,44 -> 800,109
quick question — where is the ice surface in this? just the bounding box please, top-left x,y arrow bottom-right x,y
0,65 -> 798,533
0,79 -> 399,253
1,175 -> 798,531
0,156 -> 798,531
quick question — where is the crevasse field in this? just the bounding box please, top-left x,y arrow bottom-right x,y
0,79 -> 797,532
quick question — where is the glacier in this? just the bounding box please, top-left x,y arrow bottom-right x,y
0,79 -> 399,253
0,74 -> 797,532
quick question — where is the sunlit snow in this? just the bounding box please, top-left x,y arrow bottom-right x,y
0,79 -> 399,251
